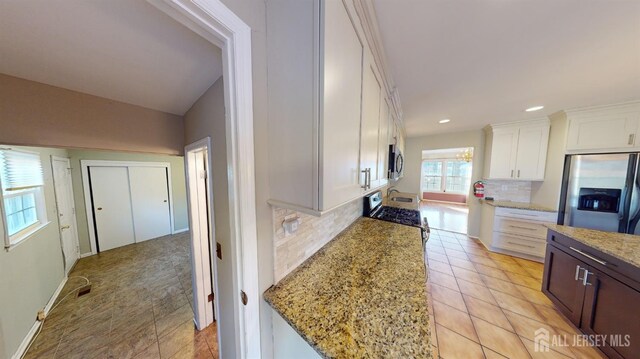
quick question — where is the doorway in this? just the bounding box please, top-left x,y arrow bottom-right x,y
420,147 -> 473,233
51,156 -> 80,275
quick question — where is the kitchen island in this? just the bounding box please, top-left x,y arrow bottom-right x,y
543,225 -> 640,358
264,217 -> 432,358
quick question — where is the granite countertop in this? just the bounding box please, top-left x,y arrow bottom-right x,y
546,224 -> 640,270
482,199 -> 557,213
264,217 -> 432,358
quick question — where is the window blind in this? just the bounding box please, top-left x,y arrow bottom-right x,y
0,149 -> 44,192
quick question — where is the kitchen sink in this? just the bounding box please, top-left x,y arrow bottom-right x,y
390,196 -> 414,203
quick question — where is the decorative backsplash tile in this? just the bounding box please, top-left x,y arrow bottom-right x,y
272,199 -> 362,282
483,180 -> 532,203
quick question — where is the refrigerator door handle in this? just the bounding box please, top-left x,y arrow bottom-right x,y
627,162 -> 640,234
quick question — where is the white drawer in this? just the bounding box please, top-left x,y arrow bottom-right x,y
494,217 -> 548,239
495,207 -> 557,222
492,232 -> 546,257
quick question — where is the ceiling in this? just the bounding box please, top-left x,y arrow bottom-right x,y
373,0 -> 640,137
0,0 -> 222,116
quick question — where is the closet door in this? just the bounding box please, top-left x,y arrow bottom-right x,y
90,166 -> 135,251
129,167 -> 172,241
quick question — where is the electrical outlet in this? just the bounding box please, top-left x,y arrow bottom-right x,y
37,310 -> 46,321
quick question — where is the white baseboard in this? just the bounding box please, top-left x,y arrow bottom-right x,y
173,228 -> 190,234
80,252 -> 94,258
12,276 -> 68,359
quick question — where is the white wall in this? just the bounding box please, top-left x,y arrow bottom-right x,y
0,146 -> 67,359
531,112 -> 568,209
395,130 -> 485,237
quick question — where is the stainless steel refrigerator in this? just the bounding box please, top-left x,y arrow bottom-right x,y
558,153 -> 640,234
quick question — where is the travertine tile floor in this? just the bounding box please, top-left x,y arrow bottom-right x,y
421,201 -> 469,234
24,232 -> 219,359
425,229 -> 605,359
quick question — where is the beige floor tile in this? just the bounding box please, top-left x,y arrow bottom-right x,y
568,342 -> 606,359
463,295 -> 513,332
505,271 -> 543,290
516,285 -> 555,307
520,336 -> 574,359
432,300 -> 478,342
456,278 -> 498,305
481,274 -> 526,298
471,317 -> 530,359
156,303 -> 195,338
428,260 -> 455,276
427,252 -> 449,264
503,310 -> 575,358
436,325 -> 485,359
426,245 -> 446,255
429,283 -> 467,312
445,247 -> 470,260
447,257 -> 477,271
428,270 -> 459,291
474,263 -> 510,281
483,347 -> 509,359
490,289 -> 545,322
133,342 -> 161,359
533,304 -> 577,334
451,266 -> 485,285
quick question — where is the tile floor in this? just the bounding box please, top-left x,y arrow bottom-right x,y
24,232 -> 219,359
425,228 -> 605,359
421,201 -> 469,234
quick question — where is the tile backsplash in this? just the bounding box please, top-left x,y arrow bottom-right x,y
483,180 -> 532,202
272,198 -> 362,282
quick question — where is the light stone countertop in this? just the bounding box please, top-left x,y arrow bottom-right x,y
546,224 -> 640,269
482,199 -> 557,213
264,217 -> 433,358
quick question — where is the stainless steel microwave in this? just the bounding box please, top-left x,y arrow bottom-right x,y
388,144 -> 404,180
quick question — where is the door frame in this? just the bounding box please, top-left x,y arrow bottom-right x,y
185,137 -> 219,332
51,155 -> 81,274
147,1 -> 260,357
80,160 -> 175,254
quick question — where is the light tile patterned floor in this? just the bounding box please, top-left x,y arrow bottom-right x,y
24,232 -> 218,359
425,229 -> 605,359
421,201 -> 469,234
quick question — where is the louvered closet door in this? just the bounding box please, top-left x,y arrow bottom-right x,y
90,166 -> 135,251
128,167 -> 172,242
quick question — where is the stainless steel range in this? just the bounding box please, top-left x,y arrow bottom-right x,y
363,191 -> 429,241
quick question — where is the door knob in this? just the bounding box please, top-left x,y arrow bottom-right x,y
163,200 -> 167,202
97,207 -> 103,211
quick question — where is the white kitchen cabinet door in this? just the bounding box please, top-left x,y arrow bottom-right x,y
360,56 -> 383,189
514,125 -> 550,180
377,98 -> 391,185
488,129 -> 519,179
90,166 -> 135,251
321,0 -> 363,210
129,166 -> 172,242
566,115 -> 639,152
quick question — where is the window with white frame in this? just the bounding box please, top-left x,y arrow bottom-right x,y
421,159 -> 472,194
0,149 -> 48,248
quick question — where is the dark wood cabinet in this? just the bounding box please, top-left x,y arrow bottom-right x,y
543,230 -> 640,359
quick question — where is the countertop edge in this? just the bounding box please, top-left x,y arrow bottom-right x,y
481,200 -> 557,213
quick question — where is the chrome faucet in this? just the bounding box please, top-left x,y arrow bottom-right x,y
387,186 -> 400,197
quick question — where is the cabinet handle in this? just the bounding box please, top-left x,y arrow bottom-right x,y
629,134 -> 635,145
582,270 -> 593,286
517,169 -> 521,178
569,246 -> 607,266
507,241 -> 535,248
361,169 -> 368,189
367,168 -> 371,189
508,225 -> 537,231
510,170 -> 514,178
574,265 -> 583,281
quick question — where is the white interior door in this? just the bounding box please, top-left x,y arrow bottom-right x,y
129,166 -> 172,242
52,157 -> 79,274
90,166 -> 135,251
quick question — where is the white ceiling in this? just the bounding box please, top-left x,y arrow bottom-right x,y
0,0 -> 222,115
374,0 -> 640,137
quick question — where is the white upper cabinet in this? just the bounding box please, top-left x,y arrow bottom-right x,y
565,102 -> 640,153
266,0 -> 398,214
377,98 -> 391,186
321,0 -> 364,210
485,119 -> 550,181
360,50 -> 383,189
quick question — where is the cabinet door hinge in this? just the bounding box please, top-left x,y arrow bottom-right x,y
208,293 -> 214,302
216,242 -> 222,260
240,290 -> 248,306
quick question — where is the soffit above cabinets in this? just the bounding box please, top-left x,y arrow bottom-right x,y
0,0 -> 222,115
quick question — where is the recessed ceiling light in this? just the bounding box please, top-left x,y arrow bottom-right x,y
439,119 -> 450,124
525,105 -> 544,112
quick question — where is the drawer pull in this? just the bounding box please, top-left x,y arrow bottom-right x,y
569,247 -> 607,266
507,241 -> 536,249
574,265 -> 584,281
508,225 -> 538,231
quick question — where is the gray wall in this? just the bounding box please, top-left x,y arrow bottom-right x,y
0,146 -> 67,359
67,149 -> 189,255
0,73 -> 185,156
395,130 -> 486,237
